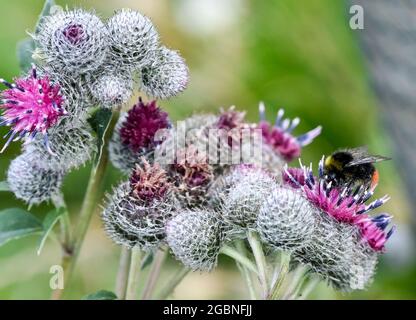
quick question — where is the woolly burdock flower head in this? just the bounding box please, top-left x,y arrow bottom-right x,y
0,65 -> 66,153
292,212 -> 378,291
90,72 -> 134,109
102,162 -> 175,250
166,209 -> 225,271
214,106 -> 248,151
221,165 -> 276,230
107,9 -> 159,69
258,103 -> 321,162
109,98 -> 170,174
283,158 -> 394,252
140,46 -> 189,99
36,9 -> 108,75
7,152 -> 64,206
170,145 -> 215,208
130,159 -> 172,202
257,186 -> 317,251
23,119 -> 96,172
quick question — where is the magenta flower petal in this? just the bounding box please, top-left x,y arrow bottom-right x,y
0,65 -> 66,153
257,103 -> 321,162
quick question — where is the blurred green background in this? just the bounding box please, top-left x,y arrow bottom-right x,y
0,0 -> 414,299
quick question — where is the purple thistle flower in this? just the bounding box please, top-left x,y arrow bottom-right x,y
215,106 -> 247,147
283,157 -> 394,252
130,158 -> 172,203
258,102 -> 321,161
0,65 -> 66,153
119,98 -> 170,153
62,24 -> 85,45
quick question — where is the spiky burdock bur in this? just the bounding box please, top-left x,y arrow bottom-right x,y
102,161 -> 176,250
0,65 -> 67,153
155,113 -> 219,164
89,71 -> 134,109
281,158 -> 395,291
218,165 -> 276,231
35,65 -> 92,120
109,98 -> 170,174
257,186 -> 318,251
107,8 -> 159,70
292,212 -> 378,291
169,145 -> 215,208
7,152 -> 64,206
23,119 -> 96,172
166,209 -> 225,272
140,46 -> 189,99
36,9 -> 108,76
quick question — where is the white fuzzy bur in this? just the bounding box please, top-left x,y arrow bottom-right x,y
7,153 -> 64,206
90,72 -> 134,109
166,210 -> 225,271
292,212 -> 378,291
36,9 -> 109,76
24,120 -> 97,172
102,182 -> 176,251
107,8 -> 160,69
140,46 -> 189,99
257,187 -> 318,251
221,166 -> 276,230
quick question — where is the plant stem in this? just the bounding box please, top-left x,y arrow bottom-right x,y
235,240 -> 257,300
115,246 -> 132,300
141,249 -> 168,300
125,247 -> 142,300
52,193 -> 72,251
268,251 -> 291,300
156,267 -> 190,300
220,245 -> 258,275
50,194 -> 72,300
55,110 -> 120,299
247,230 -> 269,299
298,277 -> 320,300
282,264 -> 306,300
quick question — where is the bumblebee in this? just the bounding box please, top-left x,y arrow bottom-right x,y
323,146 -> 391,190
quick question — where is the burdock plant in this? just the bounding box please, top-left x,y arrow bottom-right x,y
0,0 -> 394,300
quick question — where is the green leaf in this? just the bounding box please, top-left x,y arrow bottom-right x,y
35,0 -> 57,33
141,251 -> 154,270
82,290 -> 117,300
37,207 -> 65,255
16,38 -> 36,73
0,208 -> 43,247
16,0 -> 58,73
0,181 -> 10,192
87,108 -> 113,166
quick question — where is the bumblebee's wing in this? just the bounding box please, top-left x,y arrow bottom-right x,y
346,155 -> 391,167
345,146 -> 369,156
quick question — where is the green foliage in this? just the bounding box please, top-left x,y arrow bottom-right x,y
0,181 -> 10,192
82,290 -> 117,300
16,39 -> 36,73
87,108 -> 112,165
0,208 -> 43,247
37,207 -> 65,255
16,0 -> 57,72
